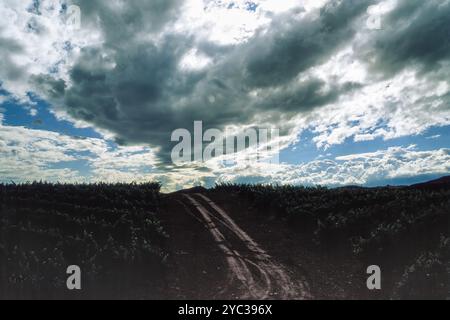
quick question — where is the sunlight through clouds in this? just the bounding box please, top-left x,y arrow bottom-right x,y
0,0 -> 449,189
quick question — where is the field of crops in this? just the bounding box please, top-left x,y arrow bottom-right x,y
1,180 -> 448,299
0,182 -> 167,299
212,184 -> 450,299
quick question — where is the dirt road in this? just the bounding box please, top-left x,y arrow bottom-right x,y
162,191 -> 311,300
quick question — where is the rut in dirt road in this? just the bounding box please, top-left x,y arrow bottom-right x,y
182,193 -> 311,300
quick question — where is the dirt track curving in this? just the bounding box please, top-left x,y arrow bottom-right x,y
181,193 -> 311,300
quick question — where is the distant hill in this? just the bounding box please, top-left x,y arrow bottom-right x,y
170,186 -> 207,194
336,176 -> 450,190
410,176 -> 450,189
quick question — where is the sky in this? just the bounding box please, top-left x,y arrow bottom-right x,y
0,0 -> 449,191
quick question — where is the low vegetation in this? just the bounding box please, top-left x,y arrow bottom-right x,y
0,182 -> 167,299
1,181 -> 447,299
212,183 -> 449,299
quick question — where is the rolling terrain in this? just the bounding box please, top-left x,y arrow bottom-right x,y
0,178 -> 449,299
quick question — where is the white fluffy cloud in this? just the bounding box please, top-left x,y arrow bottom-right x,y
0,0 -> 101,104
307,66 -> 450,149
215,146 -> 450,186
0,122 -> 158,183
0,119 -> 448,189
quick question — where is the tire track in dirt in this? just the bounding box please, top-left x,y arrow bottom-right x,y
183,194 -> 267,299
182,193 -> 310,300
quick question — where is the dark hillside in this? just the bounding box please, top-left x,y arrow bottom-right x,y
0,182 -> 167,299
1,179 -> 448,299
211,183 -> 449,299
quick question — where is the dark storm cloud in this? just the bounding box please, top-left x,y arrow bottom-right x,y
256,79 -> 363,113
32,74 -> 66,99
242,0 -> 376,88
36,0 -> 416,165
72,0 -> 183,40
357,0 -> 450,77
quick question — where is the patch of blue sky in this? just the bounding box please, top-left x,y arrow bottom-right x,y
139,166 -> 155,174
109,165 -> 154,175
0,90 -> 102,140
245,2 -> 258,12
224,1 -> 258,11
280,130 -> 320,164
46,159 -> 92,178
281,125 -> 450,165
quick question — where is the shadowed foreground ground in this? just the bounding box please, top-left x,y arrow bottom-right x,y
1,179 -> 448,299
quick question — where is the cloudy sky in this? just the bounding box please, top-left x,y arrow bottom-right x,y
0,0 -> 449,191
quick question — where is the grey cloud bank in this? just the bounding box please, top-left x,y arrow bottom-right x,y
32,1 -> 387,161
0,0 -> 449,188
